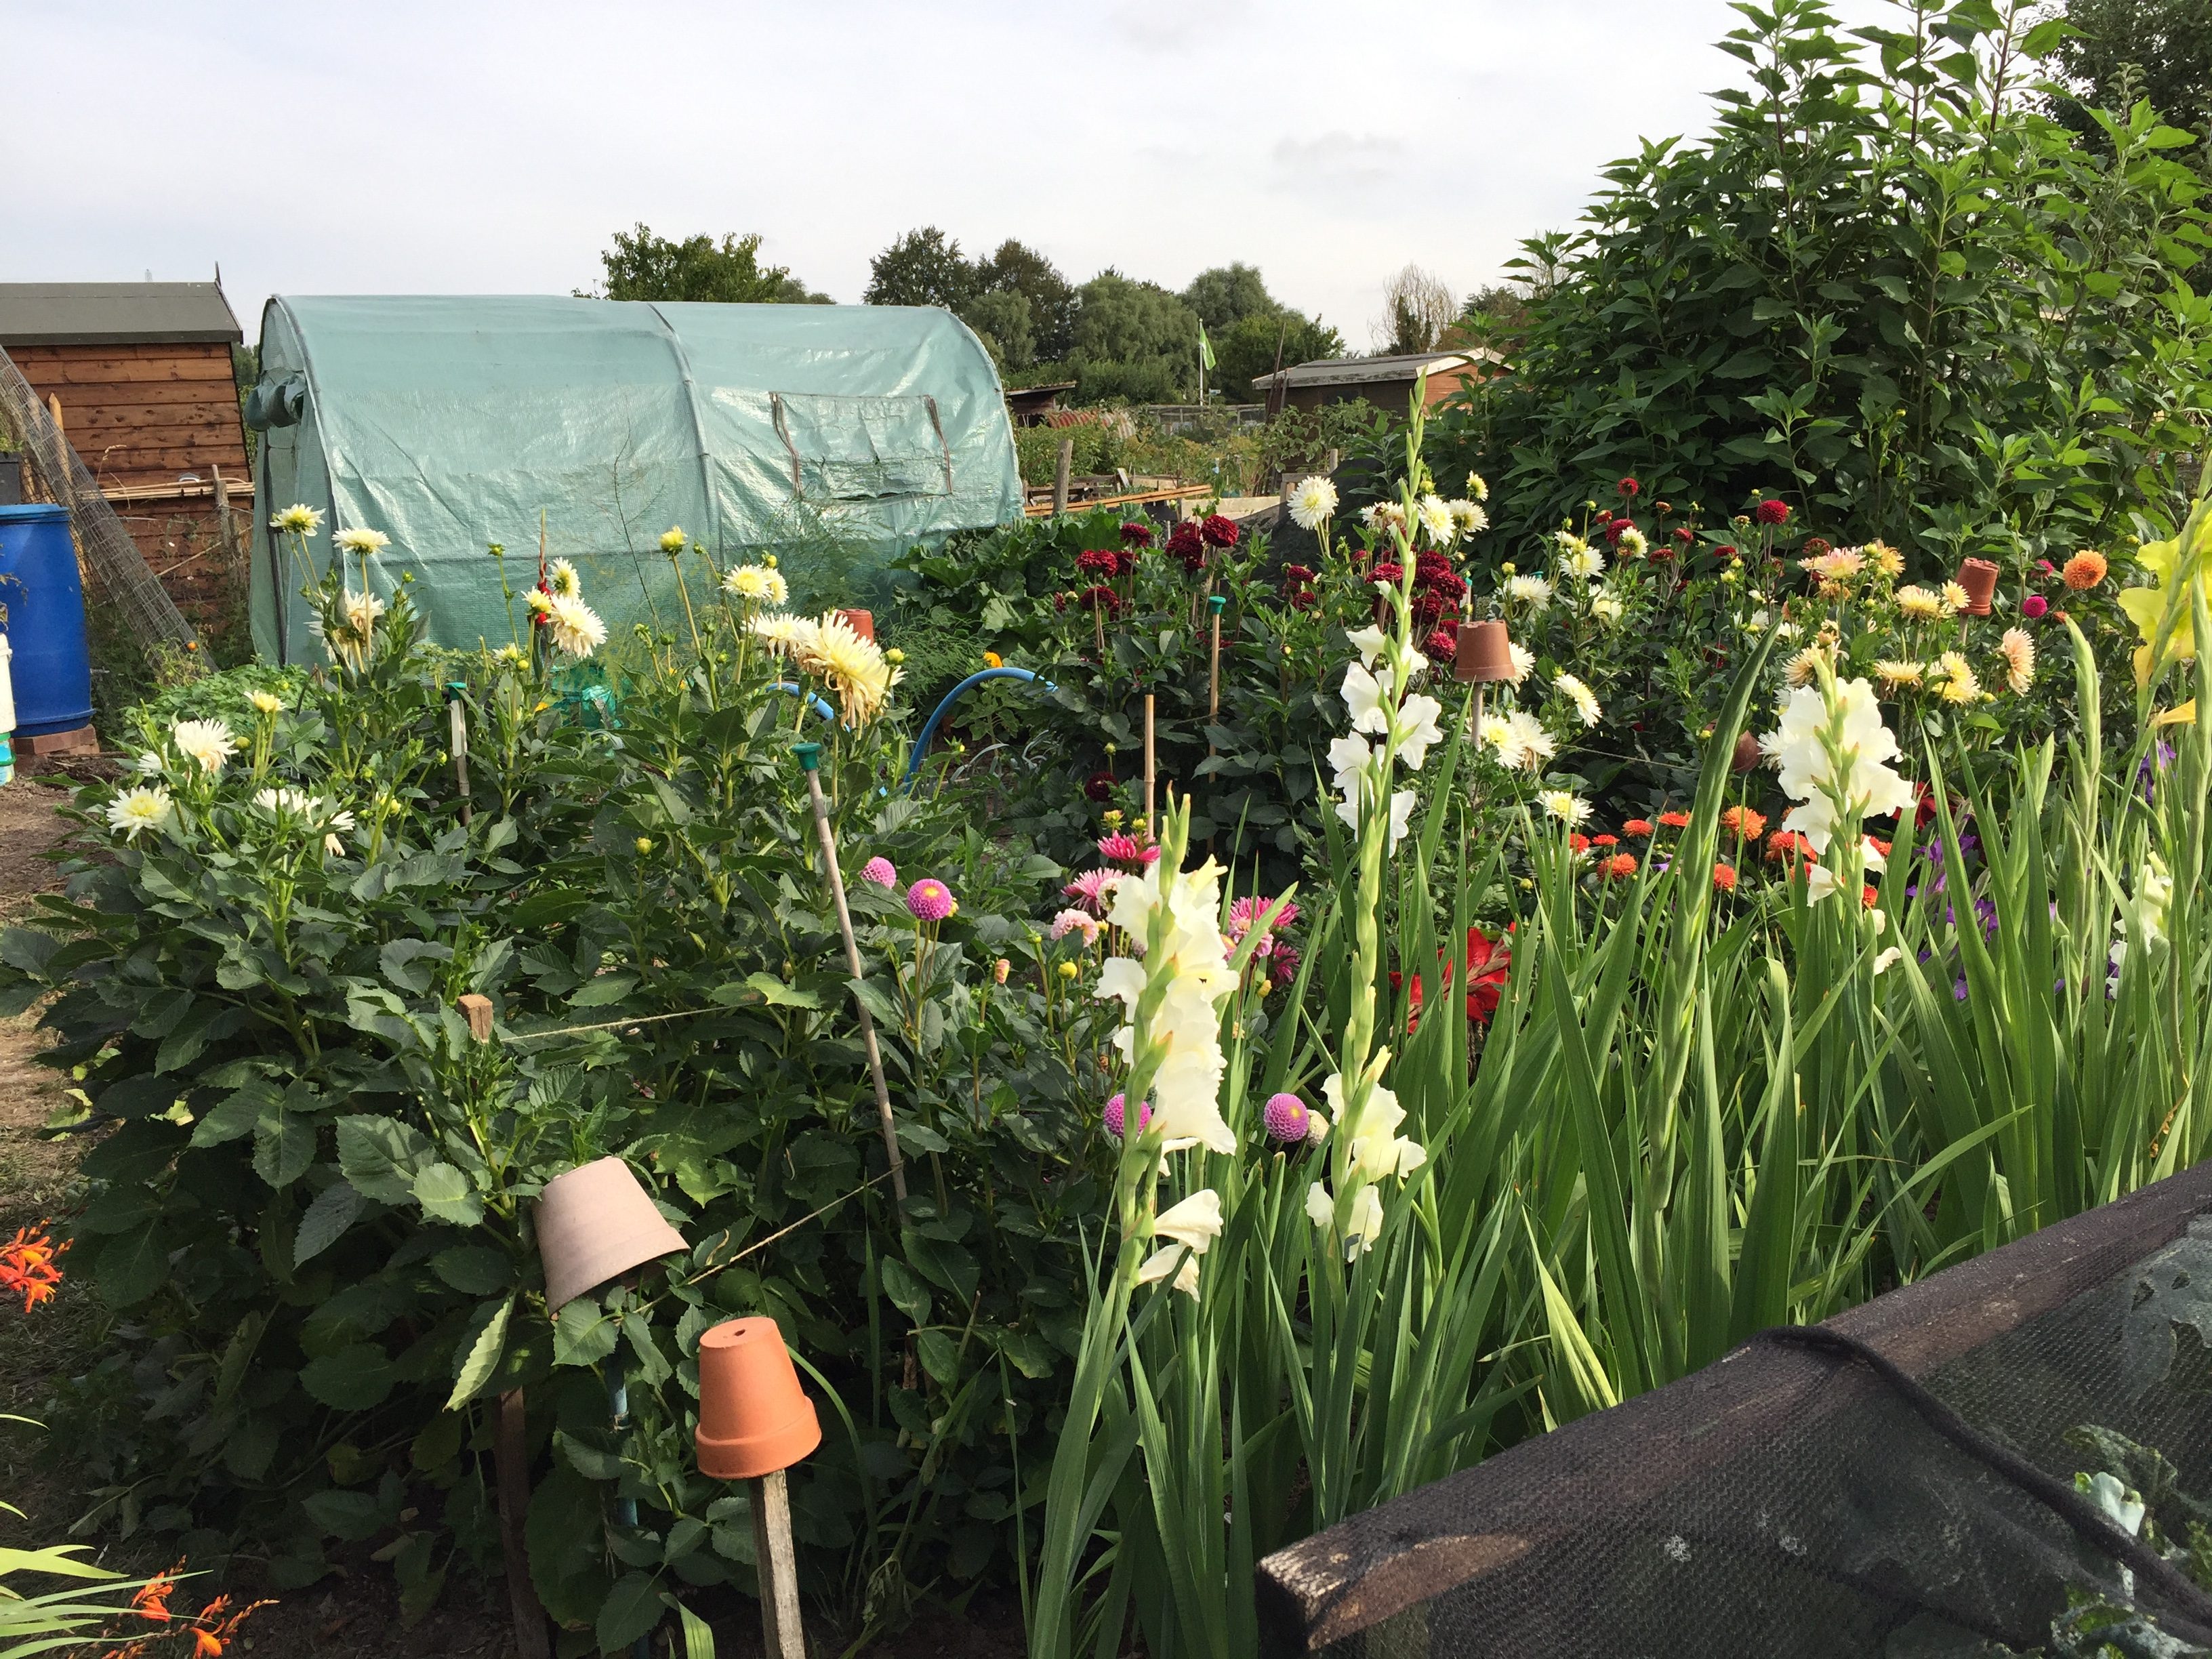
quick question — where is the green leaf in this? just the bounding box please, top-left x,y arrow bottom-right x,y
878,1257 -> 932,1326
295,1180 -> 365,1265
430,1246 -> 512,1295
190,1078 -> 279,1147
411,1162 -> 485,1227
569,972 -> 639,1008
95,1223 -> 168,1309
380,939 -> 453,995
302,1488 -> 388,1541
336,1115 -> 436,1204
554,1298 -> 621,1367
300,1343 -> 398,1410
743,970 -> 818,1009
254,1109 -> 317,1189
554,1429 -> 624,1481
915,1328 -> 961,1385
597,1572 -> 665,1654
447,1296 -> 513,1411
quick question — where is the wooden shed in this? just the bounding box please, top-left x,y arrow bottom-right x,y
1252,348 -> 1504,417
0,281 -> 252,632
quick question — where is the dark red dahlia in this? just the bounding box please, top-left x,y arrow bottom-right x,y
1119,521 -> 1154,548
1618,476 -> 1640,498
1283,563 -> 1316,585
1754,499 -> 1791,527
1422,625 -> 1458,661
1076,548 -> 1121,579
1080,583 -> 1121,614
1200,513 -> 1240,550
1369,560 -> 1405,585
1084,769 -> 1116,801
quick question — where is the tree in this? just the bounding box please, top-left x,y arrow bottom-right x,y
961,289 -> 1036,372
1069,271 -> 1201,403
977,240 -> 1077,360
1374,264 -> 1458,354
587,225 -> 825,303
1216,308 -> 1345,400
2042,0 -> 2212,165
864,227 -> 977,310
1180,264 -> 1275,333
1425,0 -> 2212,568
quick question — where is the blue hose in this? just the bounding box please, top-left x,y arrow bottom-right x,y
772,682 -> 838,722
902,666 -> 1057,786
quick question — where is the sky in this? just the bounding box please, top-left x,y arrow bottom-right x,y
7,0 -> 1891,346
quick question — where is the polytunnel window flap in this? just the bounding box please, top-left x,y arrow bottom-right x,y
770,392 -> 953,501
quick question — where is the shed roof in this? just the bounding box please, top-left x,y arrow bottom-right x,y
1252,349 -> 1502,391
0,282 -> 243,347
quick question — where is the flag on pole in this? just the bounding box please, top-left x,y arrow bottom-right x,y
1198,321 -> 1216,372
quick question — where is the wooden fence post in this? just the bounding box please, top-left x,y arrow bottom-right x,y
1052,438 -> 1073,516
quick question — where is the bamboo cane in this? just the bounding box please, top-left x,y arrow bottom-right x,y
794,743 -> 907,1203
1143,695 -> 1156,836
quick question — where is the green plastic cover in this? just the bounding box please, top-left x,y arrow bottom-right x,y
247,295 -> 1022,662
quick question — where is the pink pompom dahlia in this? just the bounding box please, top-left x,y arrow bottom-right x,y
859,856 -> 897,888
1262,1092 -> 1310,1144
1103,1093 -> 1153,1140
905,878 -> 957,921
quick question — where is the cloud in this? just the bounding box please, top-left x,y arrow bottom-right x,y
1267,133 -> 1409,201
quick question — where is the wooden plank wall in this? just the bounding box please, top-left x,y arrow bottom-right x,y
7,340 -> 248,490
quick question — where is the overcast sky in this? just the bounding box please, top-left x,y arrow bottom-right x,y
11,0 -> 1891,345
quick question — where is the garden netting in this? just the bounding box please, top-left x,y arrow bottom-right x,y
1256,1161 -> 2212,1659
245,296 -> 1023,663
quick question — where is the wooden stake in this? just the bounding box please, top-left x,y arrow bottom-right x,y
494,1389 -> 552,1659
798,756 -> 907,1203
1143,694 -> 1156,834
210,464 -> 238,561
457,993 -> 495,1042
747,1470 -> 806,1659
1052,438 -> 1073,517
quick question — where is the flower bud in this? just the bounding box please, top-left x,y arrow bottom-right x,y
635,836 -> 654,855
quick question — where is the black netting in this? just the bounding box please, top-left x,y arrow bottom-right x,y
1257,1165 -> 2212,1658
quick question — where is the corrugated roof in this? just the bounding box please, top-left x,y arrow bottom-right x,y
1252,348 -> 1502,390
0,282 -> 243,346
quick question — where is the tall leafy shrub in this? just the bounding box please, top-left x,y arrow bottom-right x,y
1437,0 -> 2212,567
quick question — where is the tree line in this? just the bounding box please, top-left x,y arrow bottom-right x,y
585,223 -> 1343,405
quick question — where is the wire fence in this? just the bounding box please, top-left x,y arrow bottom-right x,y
0,344 -> 200,654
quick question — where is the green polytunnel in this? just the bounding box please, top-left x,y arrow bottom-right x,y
246,295 -> 1023,663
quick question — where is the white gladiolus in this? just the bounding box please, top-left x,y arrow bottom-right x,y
1094,857 -> 1242,1154
1767,676 -> 1917,855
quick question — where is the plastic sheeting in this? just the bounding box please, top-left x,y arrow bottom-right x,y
247,296 -> 1022,661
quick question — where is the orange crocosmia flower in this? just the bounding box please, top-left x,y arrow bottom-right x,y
1713,862 -> 1740,893
192,1629 -> 224,1658
1622,819 -> 1654,838
0,1223 -> 68,1313
132,1574 -> 177,1622
1658,811 -> 1692,830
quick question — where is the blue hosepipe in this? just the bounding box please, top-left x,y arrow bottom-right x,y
902,667 -> 1057,786
771,682 -> 838,722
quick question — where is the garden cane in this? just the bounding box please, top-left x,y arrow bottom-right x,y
695,1317 -> 819,1659
793,741 -> 907,1203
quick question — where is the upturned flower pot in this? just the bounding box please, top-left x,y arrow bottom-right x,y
1455,619 -> 1515,683
1955,559 -> 1999,616
1732,731 -> 1763,773
695,1317 -> 821,1480
836,608 -> 875,642
533,1157 -> 689,1313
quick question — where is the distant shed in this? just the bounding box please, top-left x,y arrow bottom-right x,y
0,281 -> 251,628
1253,349 -> 1502,417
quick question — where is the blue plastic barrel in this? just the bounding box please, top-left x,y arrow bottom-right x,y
0,504 -> 94,737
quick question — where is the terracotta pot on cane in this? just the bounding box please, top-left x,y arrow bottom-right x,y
695,1317 -> 822,1479
1954,560 -> 1999,617
534,1157 -> 689,1312
1455,619 -> 1515,683
836,609 -> 876,642
1732,731 -> 1763,773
